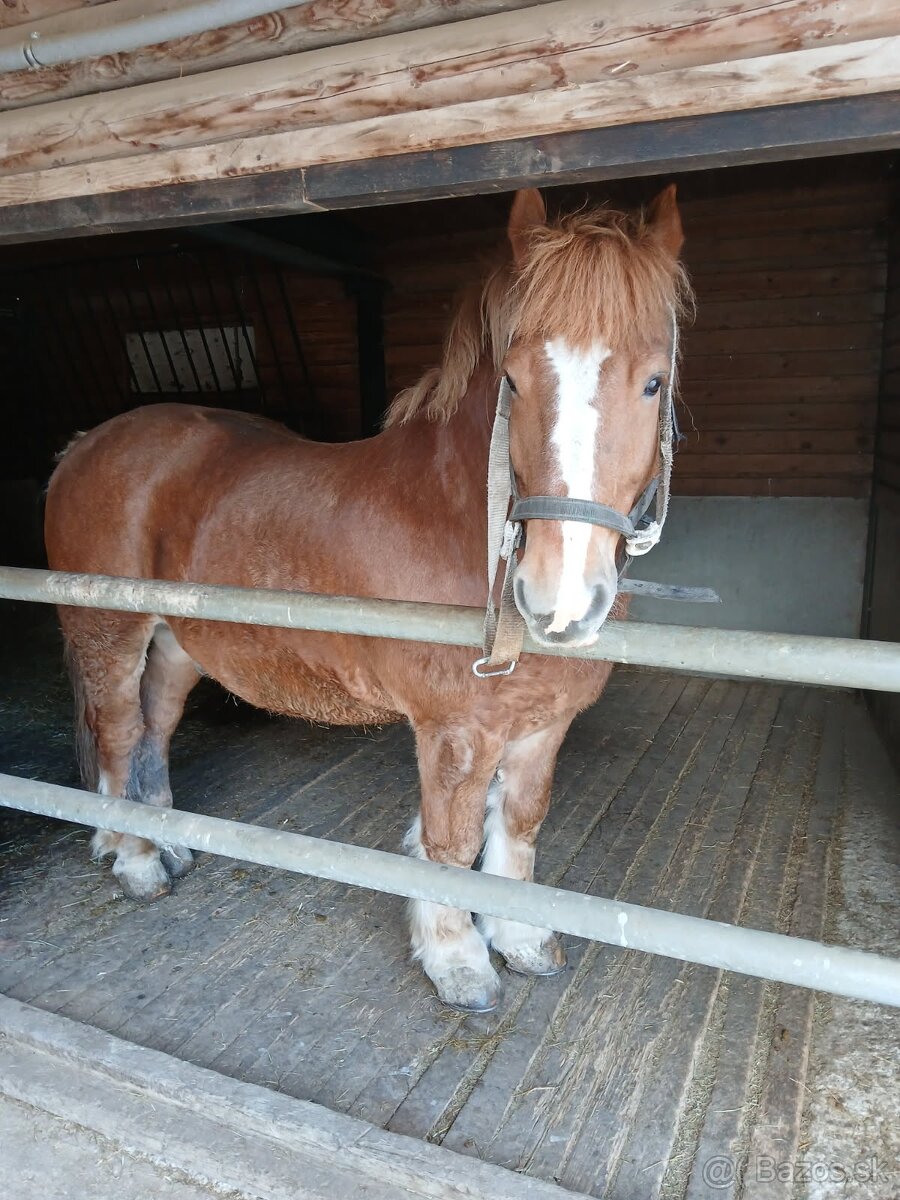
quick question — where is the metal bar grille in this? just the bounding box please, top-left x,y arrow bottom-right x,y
2,565 -> 900,692
1,563 -> 899,1007
1,774 -> 898,1008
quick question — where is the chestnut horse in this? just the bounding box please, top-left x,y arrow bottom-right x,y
45,187 -> 689,1012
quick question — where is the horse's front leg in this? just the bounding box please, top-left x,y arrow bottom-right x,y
406,721 -> 504,1012
477,719 -> 571,976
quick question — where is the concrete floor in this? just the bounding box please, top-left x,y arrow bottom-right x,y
0,608 -> 898,1199
1,1096 -> 225,1200
1,992 -> 570,1200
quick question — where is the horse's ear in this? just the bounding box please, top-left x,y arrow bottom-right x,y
647,184 -> 684,258
508,188 -> 547,266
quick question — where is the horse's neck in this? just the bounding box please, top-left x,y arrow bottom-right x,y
358,362 -> 494,607
426,361 -> 496,498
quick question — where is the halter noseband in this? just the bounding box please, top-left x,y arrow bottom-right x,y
510,477 -> 660,551
475,315 -> 717,678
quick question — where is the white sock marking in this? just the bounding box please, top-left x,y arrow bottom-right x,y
477,775 -> 553,953
544,338 -> 610,631
404,816 -> 491,976
480,778 -> 532,881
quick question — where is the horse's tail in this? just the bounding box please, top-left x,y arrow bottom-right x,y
64,642 -> 99,791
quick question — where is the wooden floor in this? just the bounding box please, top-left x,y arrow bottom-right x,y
0,608 -> 897,1199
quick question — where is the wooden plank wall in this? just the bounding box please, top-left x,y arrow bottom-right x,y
0,1 -> 525,108
875,213 -> 900,500
865,194 -> 899,752
0,243 -> 361,479
374,159 -> 890,499
0,155 -> 892,501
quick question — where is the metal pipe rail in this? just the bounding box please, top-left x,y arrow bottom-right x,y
1,566 -> 899,692
2,774 -> 899,1007
0,0 -> 315,73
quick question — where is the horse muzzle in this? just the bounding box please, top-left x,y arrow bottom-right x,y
513,572 -> 617,649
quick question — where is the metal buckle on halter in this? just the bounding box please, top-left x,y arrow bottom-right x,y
625,519 -> 662,557
500,520 -> 521,560
472,656 -> 517,678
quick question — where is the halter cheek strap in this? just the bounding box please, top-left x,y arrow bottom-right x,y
630,313 -> 679,558
474,314 -> 718,679
479,375 -> 521,676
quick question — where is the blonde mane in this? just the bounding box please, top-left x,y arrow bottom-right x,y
385,202 -> 692,427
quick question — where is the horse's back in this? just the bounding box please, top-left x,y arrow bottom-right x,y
45,403 -> 301,577
43,403 -> 412,723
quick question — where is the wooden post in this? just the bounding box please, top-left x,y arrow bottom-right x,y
348,276 -> 388,437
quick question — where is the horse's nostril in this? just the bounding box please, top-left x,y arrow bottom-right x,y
583,585 -> 615,627
513,576 -> 543,625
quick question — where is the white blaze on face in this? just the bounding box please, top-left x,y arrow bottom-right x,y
544,337 -> 610,632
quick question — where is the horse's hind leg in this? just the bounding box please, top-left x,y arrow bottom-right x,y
61,609 -> 169,902
406,721 -> 504,1012
477,720 -> 571,977
131,623 -> 200,880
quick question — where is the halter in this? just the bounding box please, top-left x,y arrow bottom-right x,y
474,315 -> 718,678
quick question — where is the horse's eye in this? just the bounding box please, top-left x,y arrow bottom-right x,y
504,373 -> 518,395
644,375 -> 663,398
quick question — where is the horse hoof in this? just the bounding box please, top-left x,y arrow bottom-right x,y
432,965 -> 502,1013
159,844 -> 195,880
114,854 -> 172,904
501,934 -> 567,978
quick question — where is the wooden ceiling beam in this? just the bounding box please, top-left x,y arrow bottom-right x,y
0,1 -> 544,109
0,95 -> 896,245
2,0 -> 898,176
192,220 -> 382,280
0,33 -> 897,211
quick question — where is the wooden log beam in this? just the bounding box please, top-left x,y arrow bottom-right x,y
0,0 -> 322,73
2,0 -> 898,175
0,1 -> 111,31
1,94 -> 897,244
0,35 -> 897,210
0,2 -> 536,108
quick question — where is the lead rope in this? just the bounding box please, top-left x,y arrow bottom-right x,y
473,311 -> 680,679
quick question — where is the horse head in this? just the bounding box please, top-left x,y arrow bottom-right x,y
500,186 -> 689,649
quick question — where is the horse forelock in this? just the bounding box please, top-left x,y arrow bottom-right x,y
385,203 -> 692,428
